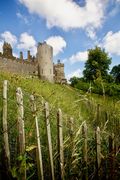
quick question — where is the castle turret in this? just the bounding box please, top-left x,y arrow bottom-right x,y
37,42 -> 54,83
3,42 -> 13,59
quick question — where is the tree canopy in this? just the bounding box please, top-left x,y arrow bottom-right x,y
69,76 -> 80,87
83,47 -> 111,82
110,64 -> 120,83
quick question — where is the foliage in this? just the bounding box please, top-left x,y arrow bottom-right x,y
11,152 -> 35,179
69,76 -> 80,87
69,77 -> 120,98
69,77 -> 85,88
110,64 -> 120,83
105,82 -> 120,97
83,46 -> 111,82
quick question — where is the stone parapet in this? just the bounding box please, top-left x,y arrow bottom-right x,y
0,57 -> 38,75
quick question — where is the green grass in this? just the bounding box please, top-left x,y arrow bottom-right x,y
0,72 -> 120,179
0,71 -> 120,141
0,72 -> 92,121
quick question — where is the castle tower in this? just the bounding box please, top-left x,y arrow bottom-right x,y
54,59 -> 67,84
37,42 -> 54,83
3,42 -> 13,58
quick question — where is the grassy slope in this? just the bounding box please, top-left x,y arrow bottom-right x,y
0,72 -> 120,178
0,72 -> 89,121
0,72 -> 92,177
0,71 -> 120,127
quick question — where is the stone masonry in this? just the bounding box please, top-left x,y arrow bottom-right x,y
0,41 -> 67,83
54,60 -> 66,83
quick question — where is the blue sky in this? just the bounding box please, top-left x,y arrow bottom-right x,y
0,0 -> 120,80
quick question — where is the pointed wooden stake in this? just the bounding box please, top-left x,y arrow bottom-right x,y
30,95 -> 44,180
3,80 -> 10,169
44,102 -> 55,180
57,109 -> 64,180
16,87 -> 26,180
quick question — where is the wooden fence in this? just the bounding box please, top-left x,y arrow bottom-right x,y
0,80 -> 120,180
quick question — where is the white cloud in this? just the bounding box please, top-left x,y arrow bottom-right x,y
102,31 -> 120,56
1,31 -> 17,46
67,69 -> 83,80
46,36 -> 66,56
86,27 -> 96,40
69,51 -> 88,64
13,53 -> 19,58
17,32 -> 37,55
16,12 -> 29,24
0,41 -> 3,53
19,0 -> 108,36
0,31 -> 37,55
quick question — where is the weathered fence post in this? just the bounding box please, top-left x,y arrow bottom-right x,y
41,96 -> 44,106
67,117 -> 74,179
30,95 -> 44,180
2,80 -> 10,169
96,104 -> 100,127
16,87 -> 26,180
82,122 -> 88,180
69,117 -> 74,161
44,102 -> 55,180
109,133 -> 115,180
69,117 -> 74,145
95,127 -> 101,179
57,109 -> 64,180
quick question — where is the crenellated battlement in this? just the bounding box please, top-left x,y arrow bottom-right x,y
0,55 -> 37,64
0,41 -> 37,64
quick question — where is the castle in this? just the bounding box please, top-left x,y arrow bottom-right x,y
0,41 -> 67,83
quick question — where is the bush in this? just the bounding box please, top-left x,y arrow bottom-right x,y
70,79 -> 120,98
105,83 -> 120,97
75,81 -> 90,91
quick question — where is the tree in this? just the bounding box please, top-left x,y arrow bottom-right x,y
69,77 -> 80,87
83,47 -> 111,82
110,64 -> 120,83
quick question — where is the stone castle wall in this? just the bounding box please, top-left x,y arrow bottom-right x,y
0,41 -> 67,83
0,57 -> 38,76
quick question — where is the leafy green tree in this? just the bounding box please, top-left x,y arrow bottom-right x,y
110,64 -> 120,83
83,47 -> 111,82
69,77 -> 80,87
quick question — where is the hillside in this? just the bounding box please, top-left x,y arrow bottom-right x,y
0,71 -> 120,141
0,72 -> 92,122
0,72 -> 120,179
